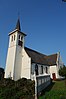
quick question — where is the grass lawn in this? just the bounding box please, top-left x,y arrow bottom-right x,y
39,80 -> 66,99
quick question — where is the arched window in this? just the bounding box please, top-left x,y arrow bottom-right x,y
41,66 -> 43,74
19,35 -> 20,40
35,64 -> 38,75
21,36 -> 23,41
11,36 -> 13,42
14,35 -> 15,41
46,67 -> 48,73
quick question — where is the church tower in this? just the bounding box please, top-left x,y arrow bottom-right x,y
5,19 -> 26,80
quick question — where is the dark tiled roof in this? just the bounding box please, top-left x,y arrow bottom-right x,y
45,54 -> 57,66
25,47 -> 57,66
25,47 -> 48,65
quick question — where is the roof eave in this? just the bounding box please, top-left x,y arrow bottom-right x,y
8,29 -> 27,36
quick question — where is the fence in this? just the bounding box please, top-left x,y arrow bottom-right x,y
31,74 -> 51,99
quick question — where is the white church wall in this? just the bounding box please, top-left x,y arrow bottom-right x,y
56,66 -> 60,78
21,49 -> 31,79
31,63 -> 49,76
5,31 -> 18,79
38,65 -> 49,75
55,52 -> 64,79
5,30 -> 26,81
4,46 -> 16,79
9,31 -> 17,47
57,52 -> 64,68
49,65 -> 58,79
13,46 -> 22,81
59,57 -> 64,69
49,53 -> 64,80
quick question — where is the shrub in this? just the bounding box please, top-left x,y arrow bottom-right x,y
0,78 -> 35,99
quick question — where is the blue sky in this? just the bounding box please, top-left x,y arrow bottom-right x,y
0,0 -> 66,68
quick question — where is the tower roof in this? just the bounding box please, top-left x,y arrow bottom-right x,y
15,18 -> 21,31
9,18 -> 27,36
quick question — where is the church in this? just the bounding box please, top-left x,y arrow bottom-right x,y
4,19 -> 63,81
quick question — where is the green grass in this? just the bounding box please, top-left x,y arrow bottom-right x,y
39,80 -> 66,99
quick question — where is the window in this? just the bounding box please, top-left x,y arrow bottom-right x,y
46,67 -> 48,73
18,40 -> 22,47
19,35 -> 20,40
14,35 -> 15,41
31,64 -> 34,75
38,79 -> 41,85
35,64 -> 38,75
21,36 -> 23,41
41,66 -> 43,74
11,36 -> 13,42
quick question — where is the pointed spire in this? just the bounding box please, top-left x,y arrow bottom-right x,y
15,18 -> 21,31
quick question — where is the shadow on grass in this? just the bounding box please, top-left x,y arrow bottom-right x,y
40,80 -> 55,96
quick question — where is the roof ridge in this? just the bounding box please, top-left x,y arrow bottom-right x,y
47,53 -> 57,57
25,47 -> 46,56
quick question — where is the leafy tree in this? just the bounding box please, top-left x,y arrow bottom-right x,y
59,66 -> 66,79
59,66 -> 66,85
0,68 -> 4,80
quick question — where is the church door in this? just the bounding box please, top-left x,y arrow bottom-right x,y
52,73 -> 56,80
